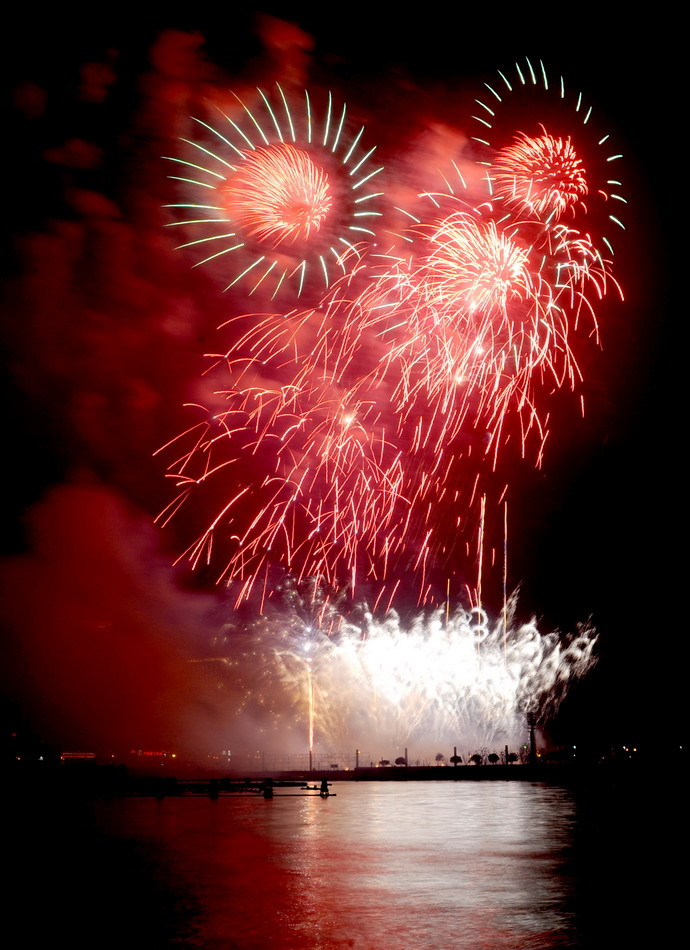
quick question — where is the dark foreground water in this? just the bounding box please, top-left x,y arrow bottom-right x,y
6,774 -> 680,948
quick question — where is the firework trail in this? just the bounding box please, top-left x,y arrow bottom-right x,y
164,84 -> 384,299
159,60 -> 624,613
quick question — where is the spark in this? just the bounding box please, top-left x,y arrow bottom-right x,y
215,587 -> 597,755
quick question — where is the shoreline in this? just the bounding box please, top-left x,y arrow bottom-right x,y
4,757 -> 653,800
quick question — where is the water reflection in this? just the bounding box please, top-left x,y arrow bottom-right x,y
10,777 -> 674,948
281,783 -> 577,949
98,782 -> 579,948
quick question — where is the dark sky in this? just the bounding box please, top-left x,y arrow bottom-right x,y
0,9 -> 682,759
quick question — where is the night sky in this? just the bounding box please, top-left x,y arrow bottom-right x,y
0,8 -> 682,761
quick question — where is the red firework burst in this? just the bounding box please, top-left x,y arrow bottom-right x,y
491,129 -> 588,221
223,143 -> 333,246
424,212 -> 537,316
157,61 -> 626,609
471,57 -> 626,257
165,85 -> 385,299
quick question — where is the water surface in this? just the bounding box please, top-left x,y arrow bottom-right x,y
8,776 -> 675,948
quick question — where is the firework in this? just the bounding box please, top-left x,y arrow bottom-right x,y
223,143 -> 332,246
212,589 -> 597,756
471,57 -> 626,257
157,200 -> 612,603
158,61 -> 624,613
164,85 -> 385,298
332,209 -> 573,471
492,128 -> 588,221
153,55 -> 631,765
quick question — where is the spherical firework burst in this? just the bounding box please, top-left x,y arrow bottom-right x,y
492,128 -> 588,221
223,143 -> 332,246
470,57 -> 626,257
164,84 -> 385,299
344,211 -> 566,460
424,212 -> 536,316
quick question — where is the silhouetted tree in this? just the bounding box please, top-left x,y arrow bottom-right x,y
394,756 -> 407,766
488,753 -> 499,765
435,753 -> 445,765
